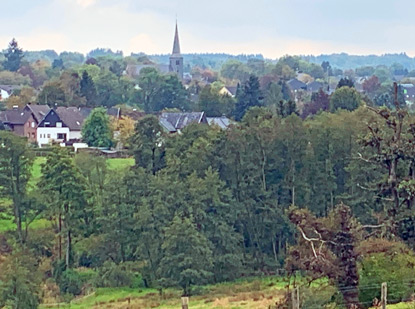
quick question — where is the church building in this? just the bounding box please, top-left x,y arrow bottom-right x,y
169,23 -> 184,80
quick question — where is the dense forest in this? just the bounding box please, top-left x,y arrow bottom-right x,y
3,39 -> 415,308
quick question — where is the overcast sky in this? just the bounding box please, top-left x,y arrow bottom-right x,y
1,0 -> 413,59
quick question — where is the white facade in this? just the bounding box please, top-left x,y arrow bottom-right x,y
0,89 -> 10,101
69,130 -> 82,140
37,127 -> 70,147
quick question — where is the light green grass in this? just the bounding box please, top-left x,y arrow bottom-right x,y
106,158 -> 134,170
0,157 -> 134,234
32,157 -> 46,182
0,218 -> 16,233
40,288 -> 158,309
0,218 -> 51,233
378,303 -> 415,308
32,157 -> 134,180
41,277 -> 289,309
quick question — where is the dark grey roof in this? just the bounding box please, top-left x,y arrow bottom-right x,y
224,86 -> 238,96
0,85 -> 20,94
56,107 -> 84,131
307,81 -> 323,92
24,104 -> 51,123
207,116 -> 232,129
0,109 -> 31,125
160,112 -> 205,132
404,87 -> 415,99
160,118 -> 177,133
287,78 -> 307,90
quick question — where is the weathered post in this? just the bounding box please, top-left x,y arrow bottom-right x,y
291,287 -> 300,309
381,282 -> 387,309
181,296 -> 189,309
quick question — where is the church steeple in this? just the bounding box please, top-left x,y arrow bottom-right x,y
169,21 -> 183,80
172,22 -> 181,56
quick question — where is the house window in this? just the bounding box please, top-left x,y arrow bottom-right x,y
57,133 -> 66,140
176,60 -> 180,65
44,122 -> 50,127
32,133 -> 35,138
31,122 -> 35,128
56,122 -> 62,128
47,134 -> 51,138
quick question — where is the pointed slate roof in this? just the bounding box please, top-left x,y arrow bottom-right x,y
24,104 -> 51,123
172,23 -> 181,56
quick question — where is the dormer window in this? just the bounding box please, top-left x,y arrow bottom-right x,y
56,122 -> 62,128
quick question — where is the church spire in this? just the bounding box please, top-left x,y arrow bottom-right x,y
172,22 -> 181,55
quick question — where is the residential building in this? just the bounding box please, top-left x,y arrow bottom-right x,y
207,115 -> 233,129
307,81 -> 323,92
0,85 -> 18,101
0,107 -> 37,142
287,78 -> 307,91
159,112 -> 207,133
36,109 -> 70,147
219,86 -> 238,97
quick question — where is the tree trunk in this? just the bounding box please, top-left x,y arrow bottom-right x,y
66,229 -> 71,268
58,215 -> 62,261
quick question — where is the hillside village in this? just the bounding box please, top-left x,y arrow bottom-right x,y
4,15 -> 415,309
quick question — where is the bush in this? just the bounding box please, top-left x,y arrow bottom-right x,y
59,270 -> 84,296
95,261 -> 142,288
358,240 -> 415,307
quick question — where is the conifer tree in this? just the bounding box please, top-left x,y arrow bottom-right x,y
3,38 -> 24,72
159,214 -> 213,295
233,75 -> 263,121
80,71 -> 98,107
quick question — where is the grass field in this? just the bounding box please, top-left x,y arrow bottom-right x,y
40,277 -> 288,309
0,157 -> 135,234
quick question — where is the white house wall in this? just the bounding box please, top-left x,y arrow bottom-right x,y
69,130 -> 82,140
0,89 -> 10,101
37,127 -> 70,147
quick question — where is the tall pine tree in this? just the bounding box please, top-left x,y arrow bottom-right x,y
3,38 -> 23,72
233,75 -> 263,121
80,71 -> 98,107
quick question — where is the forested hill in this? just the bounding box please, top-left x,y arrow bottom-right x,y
145,53 -> 265,70
302,52 -> 415,70
14,49 -> 415,71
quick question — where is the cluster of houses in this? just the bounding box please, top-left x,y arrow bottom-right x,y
0,104 -> 231,148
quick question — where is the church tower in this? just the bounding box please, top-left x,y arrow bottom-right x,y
169,22 -> 184,80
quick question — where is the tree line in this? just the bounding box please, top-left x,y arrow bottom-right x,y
3,94 -> 415,307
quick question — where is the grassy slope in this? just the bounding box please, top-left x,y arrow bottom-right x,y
0,157 -> 135,234
41,277 -> 288,309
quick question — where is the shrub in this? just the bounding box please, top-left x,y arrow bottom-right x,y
358,240 -> 415,306
95,261 -> 142,288
59,270 -> 84,296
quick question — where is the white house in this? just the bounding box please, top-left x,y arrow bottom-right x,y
36,109 -> 70,147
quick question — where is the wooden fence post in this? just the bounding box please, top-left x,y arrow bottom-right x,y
181,296 -> 189,309
381,282 -> 387,309
291,286 -> 300,309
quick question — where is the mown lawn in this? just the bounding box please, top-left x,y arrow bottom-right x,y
105,158 -> 135,170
